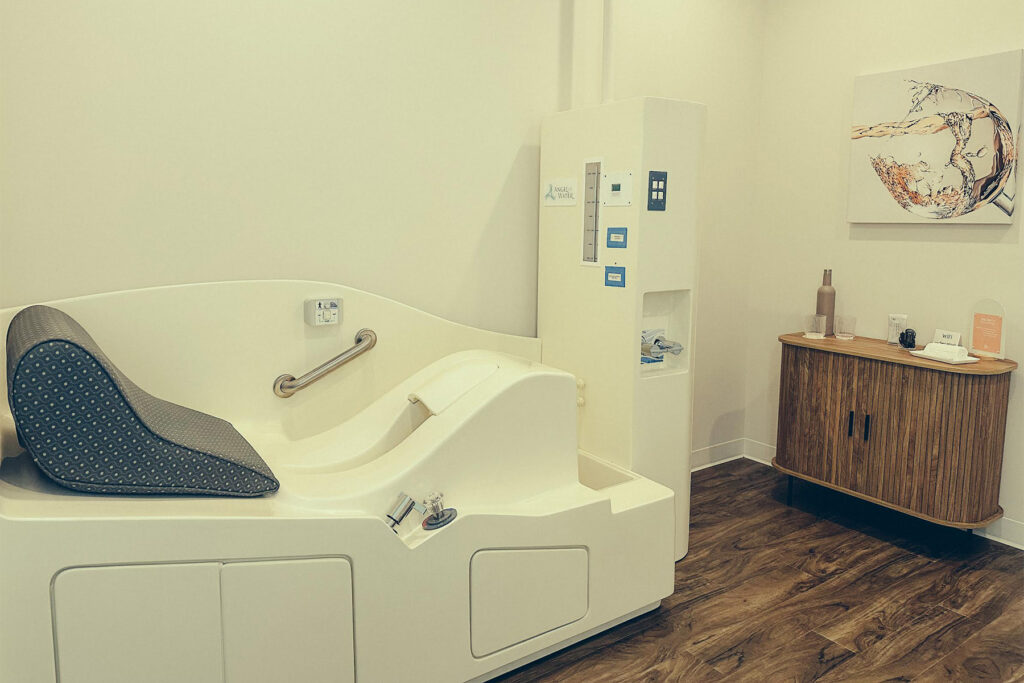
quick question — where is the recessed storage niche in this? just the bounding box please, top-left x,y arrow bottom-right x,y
640,289 -> 691,375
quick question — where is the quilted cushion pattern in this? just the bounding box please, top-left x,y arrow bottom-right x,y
6,305 -> 278,496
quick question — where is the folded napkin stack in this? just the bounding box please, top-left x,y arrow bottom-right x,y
921,343 -> 969,361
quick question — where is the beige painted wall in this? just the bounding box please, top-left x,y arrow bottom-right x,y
3,0 -> 1022,542
745,0 -> 1024,542
0,0 -> 566,335
607,0 -> 766,453
0,0 -> 759,454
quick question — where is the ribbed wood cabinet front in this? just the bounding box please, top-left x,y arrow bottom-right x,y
775,339 -> 1014,528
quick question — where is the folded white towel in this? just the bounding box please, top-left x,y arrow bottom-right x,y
922,343 -> 968,360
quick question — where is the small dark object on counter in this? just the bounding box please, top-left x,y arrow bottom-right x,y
899,328 -> 917,349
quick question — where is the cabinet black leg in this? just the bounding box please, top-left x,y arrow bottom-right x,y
786,475 -> 793,506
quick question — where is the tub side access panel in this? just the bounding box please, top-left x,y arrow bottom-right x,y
52,559 -> 355,683
470,548 -> 589,657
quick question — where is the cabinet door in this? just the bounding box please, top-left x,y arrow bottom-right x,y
777,345 -> 856,485
888,368 -> 1007,523
823,353 -> 858,490
853,358 -> 905,501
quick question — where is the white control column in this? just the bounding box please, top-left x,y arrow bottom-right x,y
538,97 -> 706,560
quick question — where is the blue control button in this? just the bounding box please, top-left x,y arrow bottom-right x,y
606,227 -> 628,249
604,266 -> 626,288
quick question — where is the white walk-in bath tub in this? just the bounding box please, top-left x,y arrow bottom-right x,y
0,280 -> 675,683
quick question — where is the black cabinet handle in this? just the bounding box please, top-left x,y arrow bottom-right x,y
864,414 -> 871,441
848,411 -> 855,437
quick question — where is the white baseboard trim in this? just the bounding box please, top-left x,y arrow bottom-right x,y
741,438 -> 775,466
975,516 -> 1024,550
688,437 -> 1022,550
691,454 -> 747,472
690,438 -> 773,471
690,438 -> 746,471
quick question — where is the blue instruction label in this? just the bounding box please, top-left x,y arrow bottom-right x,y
606,227 -> 628,249
604,266 -> 626,288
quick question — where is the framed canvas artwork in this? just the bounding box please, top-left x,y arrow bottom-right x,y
848,50 -> 1023,224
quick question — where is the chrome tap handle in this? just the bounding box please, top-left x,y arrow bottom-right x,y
424,492 -> 445,518
421,491 -> 457,530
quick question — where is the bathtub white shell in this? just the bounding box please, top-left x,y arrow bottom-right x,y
0,281 -> 675,682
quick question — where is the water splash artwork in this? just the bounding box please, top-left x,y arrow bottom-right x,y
847,51 -> 1023,224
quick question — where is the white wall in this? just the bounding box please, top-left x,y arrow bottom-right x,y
0,0 -> 567,335
606,0 -> 766,455
744,0 -> 1024,544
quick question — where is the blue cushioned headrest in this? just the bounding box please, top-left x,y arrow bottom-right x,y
6,305 -> 278,496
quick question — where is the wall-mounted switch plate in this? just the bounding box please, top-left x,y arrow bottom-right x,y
304,299 -> 341,326
647,171 -> 667,211
601,171 -> 633,207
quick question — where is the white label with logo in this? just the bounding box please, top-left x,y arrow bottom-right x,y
542,178 -> 578,206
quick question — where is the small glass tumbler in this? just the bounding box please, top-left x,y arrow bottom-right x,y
804,314 -> 826,339
835,316 -> 856,340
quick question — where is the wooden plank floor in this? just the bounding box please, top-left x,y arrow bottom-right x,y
496,458 -> 1024,682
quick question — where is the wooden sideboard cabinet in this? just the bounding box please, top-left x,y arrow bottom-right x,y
773,333 -> 1017,528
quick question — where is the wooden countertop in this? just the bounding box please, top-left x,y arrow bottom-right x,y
779,332 -> 1018,375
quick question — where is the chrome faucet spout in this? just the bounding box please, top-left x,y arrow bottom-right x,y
385,492 -> 425,532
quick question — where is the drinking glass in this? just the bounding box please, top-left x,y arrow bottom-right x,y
835,316 -> 856,340
804,314 -> 826,339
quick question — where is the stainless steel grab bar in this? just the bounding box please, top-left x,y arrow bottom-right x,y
273,328 -> 377,398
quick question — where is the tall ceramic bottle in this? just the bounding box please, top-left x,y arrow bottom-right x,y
816,269 -> 835,337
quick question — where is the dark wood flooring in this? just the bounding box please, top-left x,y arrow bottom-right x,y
497,458 -> 1024,682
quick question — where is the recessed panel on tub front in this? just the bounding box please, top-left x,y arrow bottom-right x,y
53,563 -> 224,683
52,558 -> 355,683
220,558 -> 355,683
470,548 -> 589,657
